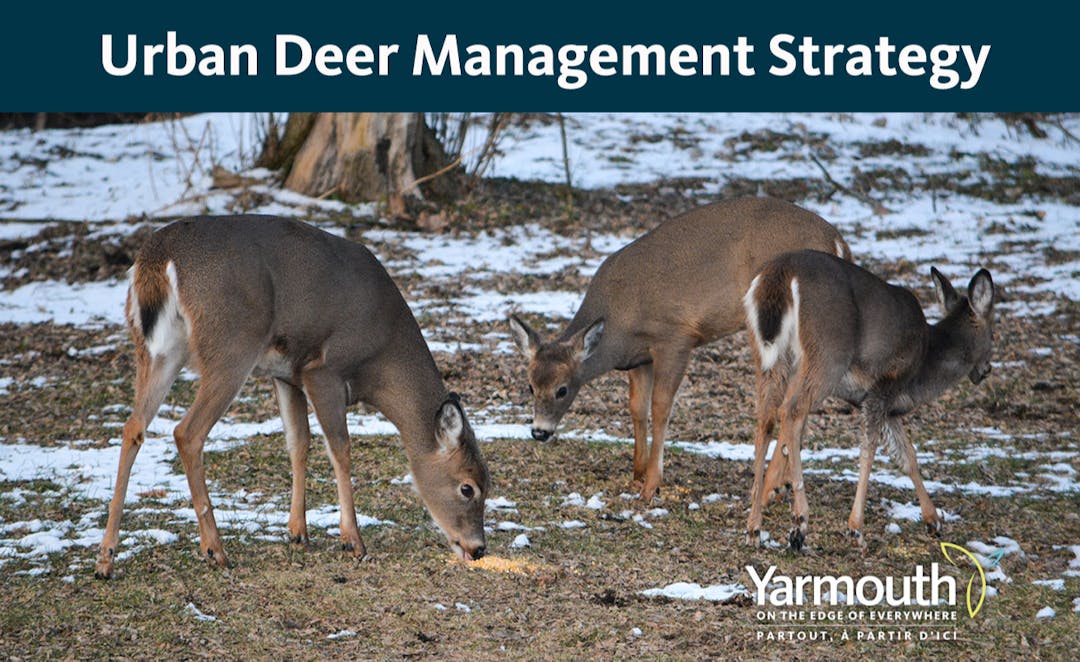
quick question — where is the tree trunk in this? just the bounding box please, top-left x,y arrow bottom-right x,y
261,112 -> 458,208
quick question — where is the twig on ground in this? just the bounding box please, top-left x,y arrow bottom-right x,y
808,152 -> 891,215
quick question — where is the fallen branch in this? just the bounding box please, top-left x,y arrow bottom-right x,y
808,152 -> 891,215
399,154 -> 464,196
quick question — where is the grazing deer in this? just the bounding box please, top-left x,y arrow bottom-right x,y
95,216 -> 489,579
743,249 -> 994,551
509,197 -> 851,501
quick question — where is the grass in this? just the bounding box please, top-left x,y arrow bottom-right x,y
3,131 -> 1080,656
2,429 -> 1079,659
1,285 -> 1078,657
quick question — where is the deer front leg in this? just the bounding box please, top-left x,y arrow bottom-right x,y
888,417 -> 942,536
627,364 -> 654,488
640,348 -> 690,502
274,378 -> 312,545
304,369 -> 366,560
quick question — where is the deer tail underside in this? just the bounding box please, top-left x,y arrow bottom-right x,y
835,236 -> 853,262
127,255 -> 187,358
744,270 -> 802,373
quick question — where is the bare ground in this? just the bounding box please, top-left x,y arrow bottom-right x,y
1,173 -> 1079,658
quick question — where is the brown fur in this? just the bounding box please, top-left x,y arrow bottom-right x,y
511,197 -> 852,501
96,216 -> 490,579
745,250 -> 996,551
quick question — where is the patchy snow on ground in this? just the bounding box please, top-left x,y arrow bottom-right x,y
184,602 -> 218,623
2,112 -> 1079,576
640,581 -> 748,603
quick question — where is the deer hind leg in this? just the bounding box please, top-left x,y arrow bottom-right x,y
274,378 -> 312,545
777,361 -> 833,553
628,364 -> 654,488
303,369 -> 365,559
759,355 -> 793,507
95,343 -> 186,578
639,347 -> 691,502
746,355 -> 789,546
173,357 -> 255,567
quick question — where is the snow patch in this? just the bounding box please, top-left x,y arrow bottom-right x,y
640,581 -> 748,603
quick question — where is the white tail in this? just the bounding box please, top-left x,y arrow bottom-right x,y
744,249 -> 995,551
509,197 -> 851,501
95,216 -> 489,579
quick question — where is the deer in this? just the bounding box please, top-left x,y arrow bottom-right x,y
508,197 -> 851,501
743,249 -> 994,551
94,216 -> 490,579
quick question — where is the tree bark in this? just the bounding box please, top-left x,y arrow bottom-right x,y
261,112 -> 458,206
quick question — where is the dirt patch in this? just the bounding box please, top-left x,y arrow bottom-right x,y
1,223 -> 156,289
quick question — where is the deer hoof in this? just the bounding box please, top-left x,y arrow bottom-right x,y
847,529 -> 866,550
745,529 -> 762,547
638,485 -> 660,502
764,483 -> 793,507
289,534 -> 308,545
341,538 -> 367,559
204,547 -> 227,567
788,527 -> 805,552
925,518 -> 944,537
94,547 -> 116,579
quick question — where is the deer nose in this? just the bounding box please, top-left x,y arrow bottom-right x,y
531,428 -> 552,441
460,541 -> 485,561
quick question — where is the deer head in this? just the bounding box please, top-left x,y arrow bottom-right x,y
930,267 -> 995,386
508,315 -> 604,442
410,394 -> 490,561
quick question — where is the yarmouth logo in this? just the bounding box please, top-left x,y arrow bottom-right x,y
939,542 -> 999,619
745,541 -> 1005,643
746,542 -> 999,617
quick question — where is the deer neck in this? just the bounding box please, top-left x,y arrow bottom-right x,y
367,333 -> 448,460
902,318 -> 968,410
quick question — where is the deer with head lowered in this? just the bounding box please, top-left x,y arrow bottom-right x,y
509,197 -> 851,501
95,216 -> 490,579
743,249 -> 994,551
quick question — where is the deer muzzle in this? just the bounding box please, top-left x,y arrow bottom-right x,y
531,427 -> 553,441
969,362 -> 991,384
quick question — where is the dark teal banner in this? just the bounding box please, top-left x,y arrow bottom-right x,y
0,0 -> 1073,110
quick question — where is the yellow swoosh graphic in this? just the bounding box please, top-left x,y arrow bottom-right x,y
940,542 -> 987,618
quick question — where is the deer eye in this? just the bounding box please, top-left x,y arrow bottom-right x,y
556,386 -> 569,399
460,484 -> 475,499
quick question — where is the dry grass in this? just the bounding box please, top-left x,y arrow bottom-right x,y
2,170 -> 1079,657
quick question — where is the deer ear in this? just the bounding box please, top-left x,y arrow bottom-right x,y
968,269 -> 994,318
434,394 -> 465,453
931,267 -> 960,313
575,319 -> 605,362
508,314 -> 540,356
